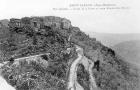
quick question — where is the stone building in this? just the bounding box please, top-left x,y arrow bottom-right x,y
43,19 -> 61,29
30,18 -> 42,32
9,18 -> 22,28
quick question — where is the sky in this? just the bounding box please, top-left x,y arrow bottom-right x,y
0,0 -> 140,33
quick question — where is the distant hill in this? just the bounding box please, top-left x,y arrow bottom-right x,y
87,32 -> 140,68
112,40 -> 140,67
87,32 -> 140,47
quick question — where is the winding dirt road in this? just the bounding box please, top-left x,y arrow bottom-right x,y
68,45 -> 97,90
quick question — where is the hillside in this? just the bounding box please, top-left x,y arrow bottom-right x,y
112,40 -> 140,67
0,16 -> 139,90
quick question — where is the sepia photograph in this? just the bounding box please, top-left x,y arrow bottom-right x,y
0,0 -> 140,90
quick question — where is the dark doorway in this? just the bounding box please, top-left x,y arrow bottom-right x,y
94,60 -> 100,71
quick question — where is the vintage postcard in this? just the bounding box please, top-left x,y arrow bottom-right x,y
0,0 -> 140,90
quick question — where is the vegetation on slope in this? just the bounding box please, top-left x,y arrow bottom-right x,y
0,16 -> 139,90
112,40 -> 140,67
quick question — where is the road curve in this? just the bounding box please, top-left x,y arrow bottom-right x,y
68,45 -> 98,90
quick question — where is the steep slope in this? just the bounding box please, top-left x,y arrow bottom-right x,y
0,16 -> 139,90
112,40 -> 140,67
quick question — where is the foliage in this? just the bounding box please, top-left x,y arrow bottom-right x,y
77,63 -> 90,90
0,16 -> 139,90
92,46 -> 140,90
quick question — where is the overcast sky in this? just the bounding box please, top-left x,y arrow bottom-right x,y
0,0 -> 140,33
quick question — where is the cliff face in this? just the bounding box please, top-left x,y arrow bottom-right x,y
0,16 -> 139,90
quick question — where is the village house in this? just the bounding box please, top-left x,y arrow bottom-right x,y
9,18 -> 23,28
30,18 -> 43,32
